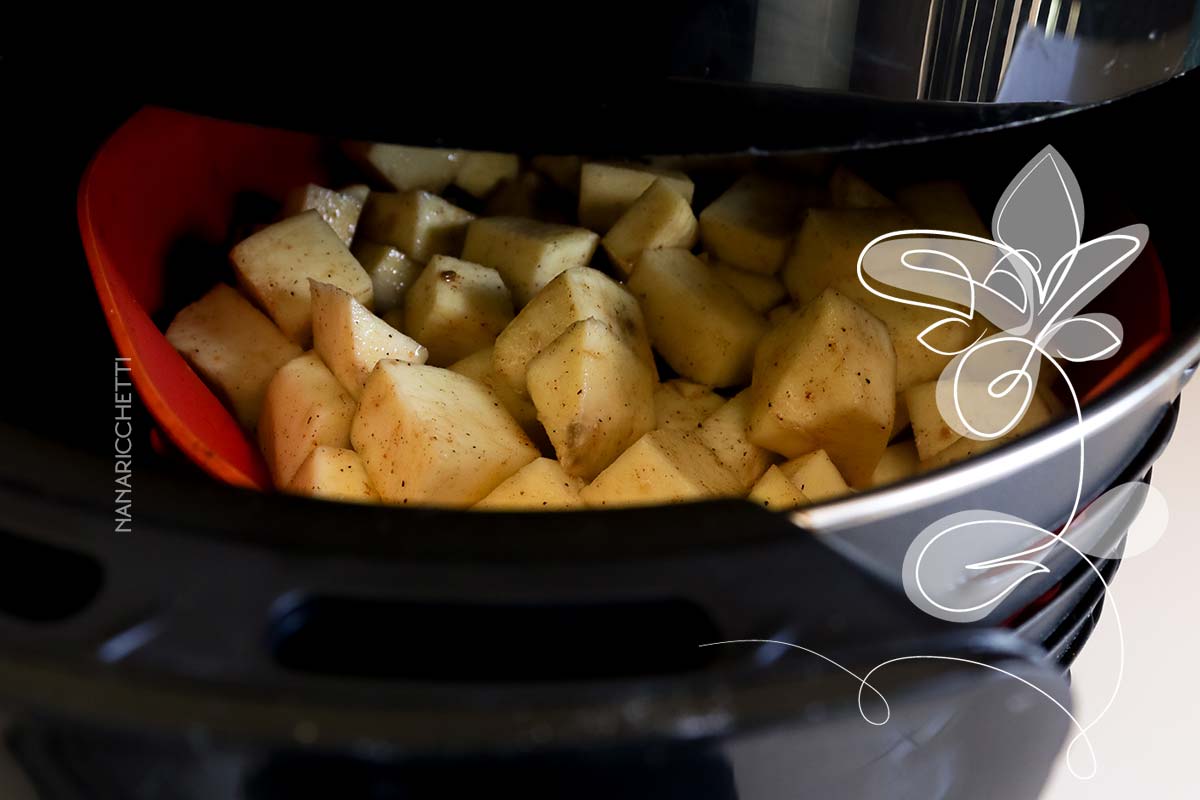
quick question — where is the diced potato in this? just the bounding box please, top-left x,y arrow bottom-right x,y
474,457 -> 584,510
653,380 -> 725,432
448,347 -> 546,448
166,284 -> 303,429
780,207 -> 982,391
461,217 -> 599,306
288,446 -> 379,503
779,449 -> 851,501
781,208 -> 917,307
578,162 -> 695,232
351,241 -> 422,314
403,255 -> 514,365
829,166 -> 892,209
710,260 -> 788,313
454,151 -> 520,198
890,391 -> 911,440
627,248 -> 767,387
748,465 -> 811,511
894,180 -> 989,239
351,362 -> 538,506
697,391 -> 776,489
870,440 -> 920,487
339,184 -> 370,204
531,154 -> 583,193
310,280 -> 427,399
526,318 -> 656,480
280,183 -> 364,247
600,180 -> 698,275
257,352 -> 357,487
343,142 -> 462,193
747,288 -> 895,486
357,190 -> 475,263
231,210 -> 373,344
698,174 -> 805,275
492,266 -> 654,395
579,430 -> 742,507
905,380 -> 962,461
918,390 -> 1057,472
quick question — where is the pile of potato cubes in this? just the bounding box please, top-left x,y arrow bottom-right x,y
166,144 -> 1060,509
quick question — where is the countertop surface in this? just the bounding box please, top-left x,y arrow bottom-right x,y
1043,382 -> 1200,798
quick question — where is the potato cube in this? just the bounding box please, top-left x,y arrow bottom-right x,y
698,174 -> 805,275
600,180 -> 698,275
448,347 -> 546,448
747,288 -> 895,486
697,391 -> 776,489
358,190 -> 475,263
474,457 -> 584,510
526,318 -> 655,480
578,162 -> 694,232
351,240 -> 422,314
257,352 -> 357,487
231,210 -> 373,344
748,465 -> 811,511
339,184 -> 370,204
781,208 -> 916,307
779,449 -> 851,501
280,183 -> 364,246
166,284 -> 303,430
918,390 -> 1056,473
492,266 -> 654,395
344,142 -> 462,193
351,362 -> 538,506
905,381 -> 962,461
461,217 -> 599,306
895,180 -> 989,239
710,260 -> 788,313
780,207 -> 982,391
288,446 -> 379,503
454,151 -> 520,198
870,440 -> 920,487
628,248 -> 767,387
310,280 -> 427,399
579,430 -> 742,507
829,166 -> 892,209
403,255 -> 514,365
531,154 -> 583,193
653,380 -> 725,432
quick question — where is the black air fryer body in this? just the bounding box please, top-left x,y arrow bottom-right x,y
1,50 -> 1198,800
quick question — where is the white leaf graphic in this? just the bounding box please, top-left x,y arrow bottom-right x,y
1038,225 -> 1147,329
992,145 -> 1084,296
1041,314 -> 1123,363
902,511 -> 1055,623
